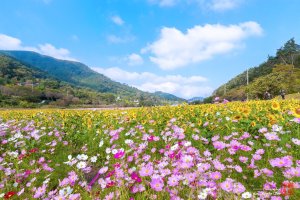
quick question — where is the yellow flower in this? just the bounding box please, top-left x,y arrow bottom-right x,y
293,107 -> 300,118
271,101 -> 280,110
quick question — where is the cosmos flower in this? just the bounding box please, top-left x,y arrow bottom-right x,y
150,178 -> 164,192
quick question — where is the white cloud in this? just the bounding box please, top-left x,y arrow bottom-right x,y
143,21 -> 263,70
92,67 -> 212,98
127,53 -> 144,66
0,33 -> 76,61
111,15 -> 124,26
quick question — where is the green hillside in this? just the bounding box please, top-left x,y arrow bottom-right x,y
213,39 -> 300,100
154,91 -> 185,102
0,50 -> 184,105
0,55 -> 123,107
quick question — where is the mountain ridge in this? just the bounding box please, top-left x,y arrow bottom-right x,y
0,50 -> 184,102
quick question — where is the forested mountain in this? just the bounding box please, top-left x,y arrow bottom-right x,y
0,55 -> 182,107
154,91 -> 185,102
0,51 -> 184,107
0,55 -> 119,107
0,50 -> 143,96
213,39 -> 300,100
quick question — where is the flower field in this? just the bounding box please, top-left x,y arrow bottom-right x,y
0,100 -> 300,200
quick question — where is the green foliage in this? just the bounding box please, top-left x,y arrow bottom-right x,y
0,51 -> 183,106
214,39 -> 300,100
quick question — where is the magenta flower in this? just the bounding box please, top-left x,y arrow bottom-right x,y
114,150 -> 125,159
131,172 -> 142,183
150,178 -> 164,191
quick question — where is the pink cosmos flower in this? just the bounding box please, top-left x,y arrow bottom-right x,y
220,179 -> 233,192
265,133 -> 280,141
270,196 -> 282,200
33,184 -> 47,198
261,168 -> 274,177
213,141 -> 226,150
99,166 -> 108,174
210,171 -> 222,180
139,165 -> 153,177
150,178 -> 164,191
167,175 -> 179,187
239,156 -> 248,163
263,181 -> 277,190
68,171 -> 78,186
233,182 -> 245,194
69,194 -> 81,200
270,156 -> 293,168
185,172 -> 196,182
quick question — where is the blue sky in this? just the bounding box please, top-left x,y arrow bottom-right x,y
1,0 -> 300,98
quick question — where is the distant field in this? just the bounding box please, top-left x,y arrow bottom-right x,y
0,100 -> 299,199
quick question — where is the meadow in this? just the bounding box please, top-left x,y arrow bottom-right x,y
0,100 -> 299,200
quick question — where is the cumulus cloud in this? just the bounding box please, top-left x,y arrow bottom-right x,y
0,34 -> 77,61
127,53 -> 144,66
143,21 -> 263,70
92,67 -> 212,98
111,15 -> 124,26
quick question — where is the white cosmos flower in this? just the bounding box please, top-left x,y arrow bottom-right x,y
198,191 -> 208,199
91,156 -> 97,163
242,192 -> 252,199
106,148 -> 111,154
292,138 -> 300,145
68,155 -> 72,160
99,140 -> 104,147
14,132 -> 23,139
76,161 -> 87,169
171,144 -> 179,151
112,149 -> 118,154
184,141 -> 191,147
125,139 -> 133,144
